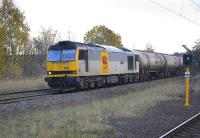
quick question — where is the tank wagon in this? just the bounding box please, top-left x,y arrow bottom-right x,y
135,50 -> 183,81
45,41 -> 139,89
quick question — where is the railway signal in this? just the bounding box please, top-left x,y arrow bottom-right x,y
183,54 -> 193,66
182,45 -> 193,108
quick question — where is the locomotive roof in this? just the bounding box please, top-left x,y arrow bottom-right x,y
98,44 -> 124,52
49,41 -> 135,54
49,41 -> 105,51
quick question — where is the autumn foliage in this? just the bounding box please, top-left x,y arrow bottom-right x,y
0,0 -> 59,78
84,25 -> 123,48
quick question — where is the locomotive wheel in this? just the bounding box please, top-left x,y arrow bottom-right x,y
102,78 -> 106,86
78,78 -> 84,90
84,82 -> 89,89
96,79 -> 102,88
89,81 -> 95,88
129,77 -> 133,83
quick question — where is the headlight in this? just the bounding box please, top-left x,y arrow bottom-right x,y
48,72 -> 52,75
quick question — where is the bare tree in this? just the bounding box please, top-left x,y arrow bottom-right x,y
145,42 -> 155,52
193,38 -> 200,61
30,27 -> 60,55
21,27 -> 61,77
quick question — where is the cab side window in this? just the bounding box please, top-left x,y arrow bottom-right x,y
78,50 -> 89,72
79,50 -> 87,60
135,55 -> 138,70
127,56 -> 134,70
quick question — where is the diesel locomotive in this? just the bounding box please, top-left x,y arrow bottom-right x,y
45,41 -> 183,89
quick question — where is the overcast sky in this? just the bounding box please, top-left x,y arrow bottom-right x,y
14,0 -> 200,54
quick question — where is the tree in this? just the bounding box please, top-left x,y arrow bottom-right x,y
0,25 -> 5,74
144,43 -> 155,52
0,0 -> 30,60
84,25 -> 123,48
0,47 -> 6,75
30,27 -> 60,55
0,0 -> 30,77
23,27 -> 60,76
193,38 -> 200,62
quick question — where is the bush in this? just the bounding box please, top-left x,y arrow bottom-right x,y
22,61 -> 44,77
4,63 -> 23,78
0,48 -> 6,75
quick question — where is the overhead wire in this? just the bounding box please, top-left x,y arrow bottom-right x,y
148,0 -> 200,27
190,0 -> 200,8
180,0 -> 184,16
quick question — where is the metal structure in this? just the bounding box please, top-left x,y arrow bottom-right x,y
181,45 -> 193,108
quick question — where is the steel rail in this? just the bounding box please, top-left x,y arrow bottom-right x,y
0,88 -> 62,104
159,112 -> 200,138
0,88 -> 51,96
0,91 -> 57,104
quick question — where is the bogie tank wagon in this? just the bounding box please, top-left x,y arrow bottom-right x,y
135,50 -> 183,80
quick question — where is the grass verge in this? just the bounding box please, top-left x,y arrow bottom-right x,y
0,76 -> 200,138
0,77 -> 48,93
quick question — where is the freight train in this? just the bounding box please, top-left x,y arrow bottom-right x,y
45,41 -> 183,89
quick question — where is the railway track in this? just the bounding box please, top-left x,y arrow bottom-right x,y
0,88 -> 51,96
160,112 -> 200,138
0,89 -> 58,104
0,77 -> 184,105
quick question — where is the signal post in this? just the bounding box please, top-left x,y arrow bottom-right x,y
183,53 -> 193,108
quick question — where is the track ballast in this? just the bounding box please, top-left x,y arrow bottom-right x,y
160,112 -> 200,138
